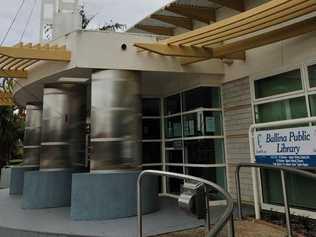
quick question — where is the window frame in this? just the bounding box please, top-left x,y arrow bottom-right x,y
162,85 -> 227,196
250,60 -> 316,217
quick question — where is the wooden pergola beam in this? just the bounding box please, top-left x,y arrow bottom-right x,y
183,16 -> 316,64
0,44 -> 71,62
135,16 -> 316,64
0,92 -> 14,106
213,16 -> 316,58
135,24 -> 174,36
151,14 -> 193,30
208,0 -> 245,11
0,69 -> 27,78
165,3 -> 216,24
134,43 -> 246,60
163,0 -> 316,46
135,43 -> 213,57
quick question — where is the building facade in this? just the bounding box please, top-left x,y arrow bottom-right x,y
3,0 -> 316,220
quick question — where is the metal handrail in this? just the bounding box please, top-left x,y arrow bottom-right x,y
235,162 -> 316,237
137,170 -> 235,237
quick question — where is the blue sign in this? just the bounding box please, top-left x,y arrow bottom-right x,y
255,126 -> 316,167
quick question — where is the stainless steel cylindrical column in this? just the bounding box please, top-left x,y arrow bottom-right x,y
90,70 -> 141,171
40,84 -> 86,170
23,104 -> 42,167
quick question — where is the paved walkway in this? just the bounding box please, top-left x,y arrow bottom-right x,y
154,220 -> 286,237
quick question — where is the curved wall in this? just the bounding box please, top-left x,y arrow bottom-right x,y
40,84 -> 86,170
90,70 -> 141,171
23,104 -> 42,167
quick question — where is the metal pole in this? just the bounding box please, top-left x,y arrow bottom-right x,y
280,170 -> 292,237
249,125 -> 261,220
137,177 -> 143,237
204,185 -> 211,231
235,166 -> 242,220
227,215 -> 235,237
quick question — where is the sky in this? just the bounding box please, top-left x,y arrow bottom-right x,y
0,0 -> 173,46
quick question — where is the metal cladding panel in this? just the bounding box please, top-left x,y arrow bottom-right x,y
23,104 -> 42,166
90,70 -> 142,171
40,84 -> 87,170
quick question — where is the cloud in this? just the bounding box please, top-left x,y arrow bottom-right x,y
0,0 -> 173,46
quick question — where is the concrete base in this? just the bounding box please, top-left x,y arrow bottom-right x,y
0,189 -> 205,237
9,167 -> 38,195
71,170 -> 159,220
22,170 -> 73,209
0,167 -> 11,188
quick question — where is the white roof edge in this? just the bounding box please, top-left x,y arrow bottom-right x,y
126,0 -> 177,32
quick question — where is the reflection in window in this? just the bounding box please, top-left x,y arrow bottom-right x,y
187,167 -> 226,197
182,87 -> 221,111
166,150 -> 183,163
184,139 -> 224,164
142,98 -> 161,116
204,111 -> 223,136
255,97 -> 307,123
183,111 -> 223,137
308,64 -> 316,88
166,166 -> 184,195
165,116 -> 182,138
261,169 -> 316,210
142,142 -> 161,164
164,94 -> 181,115
142,119 -> 161,139
142,165 -> 162,193
254,70 -> 302,99
309,94 -> 316,116
183,112 -> 203,137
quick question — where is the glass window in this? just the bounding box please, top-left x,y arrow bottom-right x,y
165,140 -> 183,149
186,167 -> 226,198
164,94 -> 181,115
204,111 -> 223,136
166,150 -> 183,163
184,139 -> 225,164
309,94 -> 316,116
165,116 -> 182,138
183,111 -> 223,137
183,112 -> 203,137
142,98 -> 160,116
166,166 -> 183,195
308,64 -> 316,88
142,165 -> 162,193
142,142 -> 161,164
255,97 -> 307,123
142,119 -> 161,139
261,169 -> 316,211
254,70 -> 302,99
182,87 -> 221,111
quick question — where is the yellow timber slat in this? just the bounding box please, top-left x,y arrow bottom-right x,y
0,43 -> 71,79
0,69 -> 28,78
135,16 -> 316,63
0,92 -> 14,106
161,0 -> 316,46
181,16 -> 316,64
